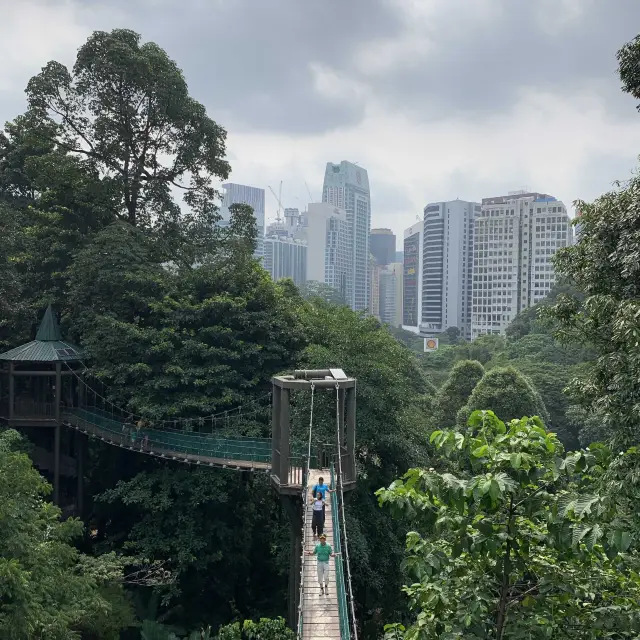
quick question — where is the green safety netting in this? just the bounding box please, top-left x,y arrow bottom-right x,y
66,408 -> 274,463
65,408 -> 311,465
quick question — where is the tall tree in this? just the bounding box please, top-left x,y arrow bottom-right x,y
430,360 -> 484,428
26,28 -> 230,263
0,429 -> 134,638
457,366 -> 549,427
544,175 -> 640,448
378,411 -> 640,639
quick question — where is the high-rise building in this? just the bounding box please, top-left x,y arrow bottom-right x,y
421,200 -> 480,339
322,161 -> 371,311
395,250 -> 404,264
402,221 -> 422,330
221,183 -> 266,257
471,191 -> 572,339
379,268 -> 397,325
378,262 -> 403,327
574,209 -> 582,241
370,228 -> 396,265
369,256 -> 382,320
303,203 -> 350,299
263,235 -> 307,287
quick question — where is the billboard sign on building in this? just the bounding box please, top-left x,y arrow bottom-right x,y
424,337 -> 439,352
403,232 -> 420,326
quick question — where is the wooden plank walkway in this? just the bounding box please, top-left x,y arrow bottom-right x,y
301,468 -> 341,640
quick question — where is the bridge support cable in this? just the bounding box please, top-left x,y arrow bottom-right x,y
297,383 -> 316,639
63,362 -> 271,432
334,384 -> 358,640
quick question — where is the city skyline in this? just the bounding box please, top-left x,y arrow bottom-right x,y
3,2 -> 640,247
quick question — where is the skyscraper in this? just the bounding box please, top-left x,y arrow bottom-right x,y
370,228 -> 396,265
471,191 -> 572,339
303,203 -> 350,300
322,162 -> 371,311
402,221 -> 422,330
378,262 -> 403,327
263,235 -> 307,287
421,200 -> 480,339
221,183 -> 266,258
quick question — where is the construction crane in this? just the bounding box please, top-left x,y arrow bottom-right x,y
268,181 -> 284,221
304,181 -> 314,203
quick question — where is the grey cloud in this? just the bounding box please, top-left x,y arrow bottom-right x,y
363,0 -> 640,122
10,0 -> 640,136
371,180 -> 416,219
82,0 -> 402,134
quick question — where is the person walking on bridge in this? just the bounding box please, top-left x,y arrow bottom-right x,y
311,476 -> 334,526
311,492 -> 325,540
307,533 -> 339,595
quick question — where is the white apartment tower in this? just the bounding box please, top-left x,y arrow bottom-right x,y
322,162 -> 371,311
221,183 -> 266,258
402,221 -> 423,331
303,203 -> 350,300
421,200 -> 480,339
471,191 -> 572,339
263,236 -> 307,287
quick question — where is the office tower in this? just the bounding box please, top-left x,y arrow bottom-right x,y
574,209 -> 582,241
322,161 -> 371,311
370,228 -> 396,265
379,268 -> 397,325
303,203 -> 350,299
471,191 -> 572,339
369,256 -> 382,320
421,200 -> 481,339
221,183 -> 266,257
402,221 -> 422,330
395,250 -> 404,264
378,262 -> 403,327
391,262 -> 403,327
263,235 -> 307,287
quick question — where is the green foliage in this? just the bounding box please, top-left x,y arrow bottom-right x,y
455,334 -> 505,365
377,411 -> 640,639
457,366 -> 549,427
0,429 -> 133,638
66,220 -> 305,418
430,360 -> 484,428
300,279 -> 347,305
543,172 -> 640,448
97,469 -> 289,630
618,34 -> 640,108
215,618 -> 293,640
26,28 -> 230,264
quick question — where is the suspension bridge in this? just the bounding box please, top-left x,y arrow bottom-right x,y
0,306 -> 359,640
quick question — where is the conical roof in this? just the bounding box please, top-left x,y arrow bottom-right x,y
0,305 -> 84,363
35,304 -> 62,341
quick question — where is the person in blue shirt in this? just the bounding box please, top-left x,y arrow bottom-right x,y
311,476 -> 334,525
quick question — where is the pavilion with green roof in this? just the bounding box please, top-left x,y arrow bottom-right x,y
0,304 -> 84,423
0,305 -> 85,505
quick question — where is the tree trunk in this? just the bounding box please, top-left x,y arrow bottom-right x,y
496,497 -> 514,639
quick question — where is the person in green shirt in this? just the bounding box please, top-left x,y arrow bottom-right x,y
306,533 -> 340,595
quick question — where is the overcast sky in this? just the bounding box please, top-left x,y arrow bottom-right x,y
2,0 -> 640,248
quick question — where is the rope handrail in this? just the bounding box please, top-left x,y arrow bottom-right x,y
334,384 -> 358,640
297,383 -> 315,639
63,408 -> 274,463
64,362 -> 272,431
330,462 -> 350,640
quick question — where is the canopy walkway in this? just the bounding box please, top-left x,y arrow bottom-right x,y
0,310 -> 359,640
64,407 -> 273,471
